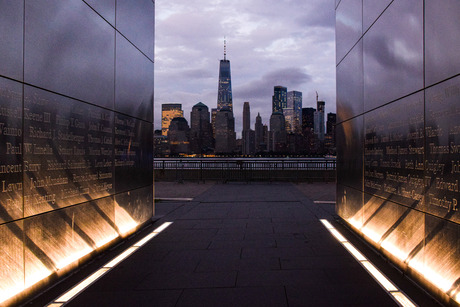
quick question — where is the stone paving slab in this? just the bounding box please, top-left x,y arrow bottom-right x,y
31,182 -> 441,307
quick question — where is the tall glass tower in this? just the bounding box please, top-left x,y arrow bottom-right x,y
272,85 -> 287,113
217,39 -> 233,112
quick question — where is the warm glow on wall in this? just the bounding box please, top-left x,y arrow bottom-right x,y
115,205 -> 140,235
320,219 -> 417,307
344,194 -> 460,305
55,246 -> 94,270
408,259 -> 453,293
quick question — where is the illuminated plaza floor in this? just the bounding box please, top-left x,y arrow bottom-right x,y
33,183 -> 440,306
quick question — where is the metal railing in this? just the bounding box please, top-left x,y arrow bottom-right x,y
154,158 -> 336,182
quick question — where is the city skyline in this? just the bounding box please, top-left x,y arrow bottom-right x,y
154,0 -> 336,133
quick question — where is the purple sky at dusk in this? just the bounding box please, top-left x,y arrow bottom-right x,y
154,0 -> 336,135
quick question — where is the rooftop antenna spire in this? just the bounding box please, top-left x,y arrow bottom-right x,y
316,91 -> 319,102
224,37 -> 227,60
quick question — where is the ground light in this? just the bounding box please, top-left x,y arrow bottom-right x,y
46,222 -> 173,306
320,219 -> 417,307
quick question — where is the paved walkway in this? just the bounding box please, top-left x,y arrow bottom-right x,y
32,183 -> 439,306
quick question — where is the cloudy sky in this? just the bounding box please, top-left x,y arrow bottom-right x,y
154,0 -> 336,135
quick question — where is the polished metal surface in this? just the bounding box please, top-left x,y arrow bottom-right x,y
116,0 -> 155,60
25,0 -> 115,109
0,220 -> 24,301
335,0 -> 362,64
425,76 -> 460,224
336,1 -> 460,304
23,86 -> 115,216
363,0 -> 423,112
0,1 -> 154,305
0,77 -> 23,223
0,1 -> 23,81
115,185 -> 153,235
84,0 -> 115,26
115,33 -> 154,121
363,92 -> 424,209
362,0 -> 391,32
425,0 -> 460,87
336,116 -> 363,190
336,39 -> 363,123
115,114 -> 153,193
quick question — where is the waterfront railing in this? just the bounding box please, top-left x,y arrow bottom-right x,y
154,158 -> 336,182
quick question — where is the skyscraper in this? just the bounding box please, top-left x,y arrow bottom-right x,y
272,86 -> 287,113
211,108 -> 217,138
287,91 -> 302,133
302,107 -> 315,131
162,104 -> 183,136
243,102 -> 250,131
255,113 -> 264,152
325,112 -> 336,150
215,107 -> 236,154
270,112 -> 287,152
314,100 -> 325,141
190,102 -> 213,154
326,112 -> 336,136
217,40 -> 233,112
168,117 -> 190,155
242,102 -> 255,155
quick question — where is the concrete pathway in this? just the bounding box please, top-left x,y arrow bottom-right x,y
32,183 -> 440,307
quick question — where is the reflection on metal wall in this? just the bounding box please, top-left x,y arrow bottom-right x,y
336,1 -> 460,305
0,1 -> 154,305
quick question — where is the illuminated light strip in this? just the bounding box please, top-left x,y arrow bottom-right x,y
313,200 -> 336,204
103,247 -> 138,268
54,268 -> 109,303
47,222 -> 173,306
319,219 -> 417,307
133,232 -> 159,247
152,221 -> 173,233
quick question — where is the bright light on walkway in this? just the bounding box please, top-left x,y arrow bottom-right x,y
46,222 -> 173,306
319,219 -> 417,307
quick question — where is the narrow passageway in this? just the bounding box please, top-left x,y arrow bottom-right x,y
41,183 -> 438,306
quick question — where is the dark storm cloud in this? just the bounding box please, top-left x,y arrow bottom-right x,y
236,68 -> 312,100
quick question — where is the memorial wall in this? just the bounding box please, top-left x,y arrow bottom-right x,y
336,0 -> 459,304
0,1 -> 155,305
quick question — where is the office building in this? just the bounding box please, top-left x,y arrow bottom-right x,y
326,112 -> 336,136
154,130 -> 169,157
286,91 -> 302,133
214,107 -> 236,154
162,103 -> 183,136
190,102 -> 212,154
168,117 -> 190,155
302,107 -> 315,131
217,40 -> 233,112
325,112 -> 336,151
314,100 -> 325,141
211,108 -> 217,138
336,1 -> 460,304
255,113 -> 264,152
272,86 -> 287,113
242,102 -> 255,155
0,1 -> 155,305
269,112 -> 287,152
243,101 -> 250,131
